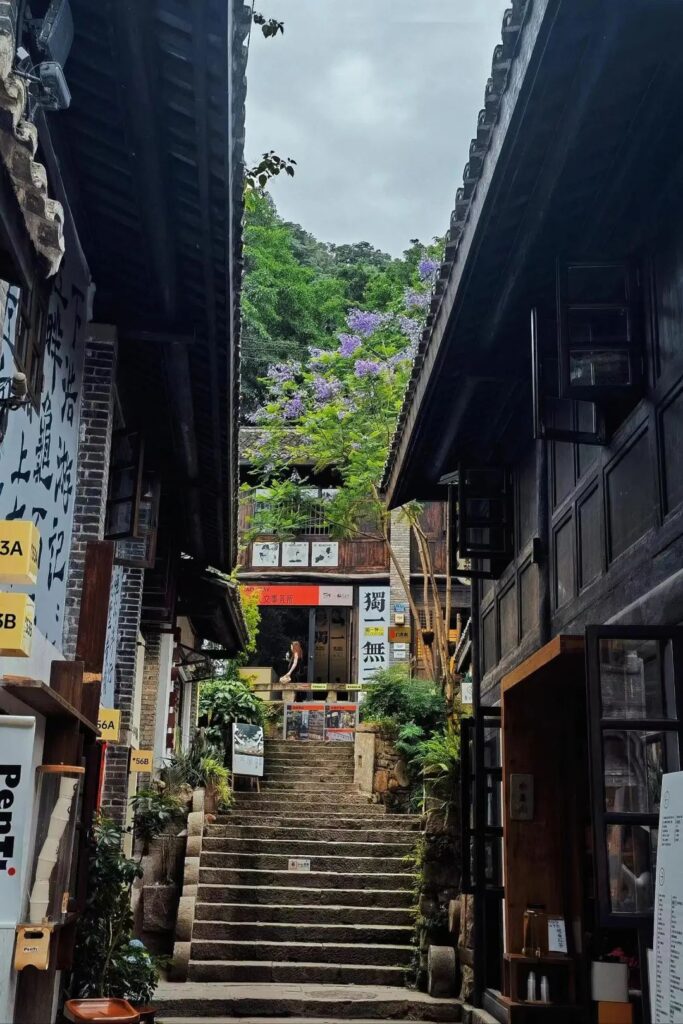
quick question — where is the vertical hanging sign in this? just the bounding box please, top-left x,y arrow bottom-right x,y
0,716 -> 36,928
357,586 -> 390,685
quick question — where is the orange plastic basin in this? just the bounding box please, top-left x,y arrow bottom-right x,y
64,999 -> 140,1023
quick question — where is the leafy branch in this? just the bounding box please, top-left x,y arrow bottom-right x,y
246,150 -> 297,191
253,11 -> 284,37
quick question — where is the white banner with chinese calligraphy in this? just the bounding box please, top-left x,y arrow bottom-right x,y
357,586 -> 390,685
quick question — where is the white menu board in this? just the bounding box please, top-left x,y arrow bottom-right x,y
654,771 -> 683,1022
357,586 -> 390,685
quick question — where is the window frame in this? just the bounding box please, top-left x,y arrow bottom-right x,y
586,624 -> 683,928
13,281 -> 48,408
557,259 -> 642,403
451,466 -> 514,580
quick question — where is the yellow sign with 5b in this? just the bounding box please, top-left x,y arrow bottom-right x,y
97,707 -> 121,742
0,593 -> 34,657
130,749 -> 153,773
0,520 -> 40,585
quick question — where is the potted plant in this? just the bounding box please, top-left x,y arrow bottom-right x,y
131,787 -> 185,933
70,817 -> 161,1020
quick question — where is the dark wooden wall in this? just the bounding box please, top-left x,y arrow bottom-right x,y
480,229 -> 683,702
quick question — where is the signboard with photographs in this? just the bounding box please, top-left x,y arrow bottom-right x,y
252,542 -> 279,567
311,541 -> 339,567
282,542 -> 309,567
285,704 -> 325,741
284,702 -> 358,742
232,722 -> 265,777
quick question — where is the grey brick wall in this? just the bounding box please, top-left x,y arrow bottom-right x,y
389,508 -> 412,667
62,325 -> 117,659
100,566 -> 144,825
139,629 -> 162,754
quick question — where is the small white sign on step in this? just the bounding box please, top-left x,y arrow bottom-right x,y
288,857 -> 311,872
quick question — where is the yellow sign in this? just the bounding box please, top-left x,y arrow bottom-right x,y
0,593 -> 34,657
364,626 -> 384,637
0,521 -> 40,585
130,749 -> 153,773
97,707 -> 121,742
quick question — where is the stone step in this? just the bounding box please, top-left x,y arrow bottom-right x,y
199,868 -> 414,890
186,960 -> 408,986
193,920 -> 414,945
232,796 -> 377,809
257,782 -> 354,792
216,815 -> 418,831
201,838 -> 415,859
230,804 -> 384,817
161,1018 -> 451,1024
262,770 -> 355,781
200,853 -> 413,874
191,939 -> 414,967
197,884 -> 414,909
204,826 -> 419,843
154,980 -> 460,1021
194,902 -> 415,926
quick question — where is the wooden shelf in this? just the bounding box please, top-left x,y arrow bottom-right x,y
1,677 -> 99,735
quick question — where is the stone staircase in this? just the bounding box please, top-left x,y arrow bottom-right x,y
156,739 -> 462,1022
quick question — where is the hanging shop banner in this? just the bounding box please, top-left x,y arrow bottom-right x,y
0,593 -> 34,658
0,521 -> 40,585
654,771 -> 683,1021
232,722 -> 265,777
129,749 -> 153,773
357,586 -> 390,685
0,716 -> 36,928
97,707 -> 121,742
244,584 -> 353,607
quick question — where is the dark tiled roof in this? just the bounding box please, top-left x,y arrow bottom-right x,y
382,0 -> 532,493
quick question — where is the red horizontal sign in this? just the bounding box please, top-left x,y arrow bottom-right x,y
243,584 -> 353,607
243,585 -> 320,607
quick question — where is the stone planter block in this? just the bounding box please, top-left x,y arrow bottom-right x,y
186,834 -> 202,858
176,895 -> 196,941
187,811 -> 203,837
142,883 -> 178,933
170,941 -> 191,981
183,857 -> 199,887
192,788 -> 205,812
428,944 -> 457,998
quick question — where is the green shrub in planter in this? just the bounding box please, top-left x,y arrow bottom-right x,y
70,816 -> 160,1004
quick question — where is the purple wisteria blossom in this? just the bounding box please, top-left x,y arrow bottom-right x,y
418,257 -> 439,281
346,308 -> 390,337
387,349 -> 412,369
338,333 -> 362,357
398,316 -> 422,344
284,396 -> 304,419
354,359 -> 382,378
404,288 -> 431,310
312,377 -> 340,403
267,362 -> 300,385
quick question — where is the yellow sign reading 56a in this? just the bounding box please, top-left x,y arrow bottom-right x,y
0,521 -> 40,585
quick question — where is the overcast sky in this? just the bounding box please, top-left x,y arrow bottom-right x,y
246,1 -> 509,256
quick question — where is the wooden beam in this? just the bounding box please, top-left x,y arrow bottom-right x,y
110,0 -> 177,322
191,4 -> 226,568
76,541 -> 115,724
501,634 -> 584,693
480,7 -> 623,352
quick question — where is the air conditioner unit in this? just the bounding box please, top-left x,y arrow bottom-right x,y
36,60 -> 71,111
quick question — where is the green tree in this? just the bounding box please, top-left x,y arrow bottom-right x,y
242,242 -> 456,685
